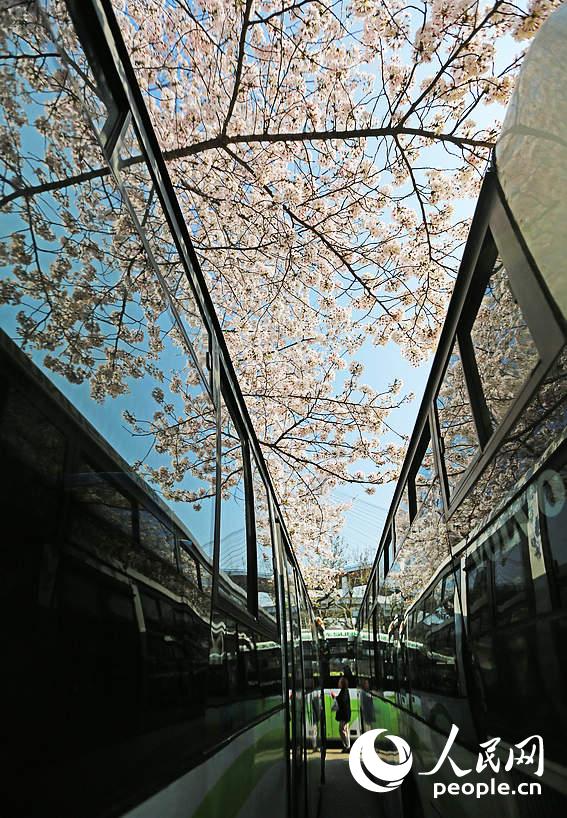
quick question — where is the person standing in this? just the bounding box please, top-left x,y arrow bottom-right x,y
342,663 -> 356,688
334,676 -> 351,753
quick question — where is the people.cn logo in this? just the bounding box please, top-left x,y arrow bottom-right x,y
349,729 -> 413,793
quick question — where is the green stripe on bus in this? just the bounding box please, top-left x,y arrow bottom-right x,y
192,728 -> 283,818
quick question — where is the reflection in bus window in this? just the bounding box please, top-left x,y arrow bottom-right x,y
69,464 -> 133,557
492,509 -> 532,627
257,638 -> 283,706
117,123 -> 211,381
471,257 -> 539,427
437,342 -> 480,496
466,549 -> 491,638
219,396 -> 248,603
395,483 -> 410,550
415,433 -> 436,512
56,557 -> 139,737
178,542 -> 200,587
429,573 -> 458,696
1,381 -> 65,487
237,627 -> 260,700
539,453 -> 567,608
252,459 -> 276,618
0,377 -> 65,542
139,508 -> 176,566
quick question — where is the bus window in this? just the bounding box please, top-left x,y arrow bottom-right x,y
139,507 -> 176,567
539,453 -> 567,608
69,463 -> 134,557
219,395 -> 249,605
178,543 -> 200,588
237,627 -> 260,701
430,573 -> 458,697
436,341 -> 480,497
395,483 -> 410,550
252,459 -> 276,619
56,558 -> 139,741
409,599 -> 429,692
257,637 -> 283,707
415,431 -> 436,514
1,380 -> 65,504
491,508 -> 533,627
466,548 -> 491,638
208,614 -> 238,706
470,255 -> 539,429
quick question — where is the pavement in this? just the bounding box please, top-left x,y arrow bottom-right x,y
319,748 -> 403,818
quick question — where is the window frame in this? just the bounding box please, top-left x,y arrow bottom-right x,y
435,173 -> 565,513
215,382 -> 258,616
251,453 -> 278,625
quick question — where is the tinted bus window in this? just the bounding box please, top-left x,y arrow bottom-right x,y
470,256 -> 539,428
252,459 -> 276,618
466,548 -> 491,638
430,573 -> 458,696
395,483 -> 410,548
415,433 -> 436,512
219,396 -> 248,604
139,508 -> 176,566
539,456 -> 567,608
491,509 -> 532,627
436,342 -> 480,496
69,463 -> 134,556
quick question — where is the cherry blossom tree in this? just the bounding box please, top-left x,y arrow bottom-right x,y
0,0 -> 560,589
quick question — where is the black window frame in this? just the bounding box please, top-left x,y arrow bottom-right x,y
215,382 -> 258,616
435,173 -> 565,513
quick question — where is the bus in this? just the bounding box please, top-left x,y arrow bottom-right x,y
319,629 -> 361,743
0,1 -> 323,816
355,6 -> 567,817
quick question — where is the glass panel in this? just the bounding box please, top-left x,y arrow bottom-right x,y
219,395 -> 248,603
139,507 -> 176,566
491,507 -> 532,627
408,597 -> 430,692
471,257 -> 539,427
257,635 -> 283,707
0,374 -> 66,540
69,463 -> 134,559
395,483 -> 410,549
178,543 -> 199,587
429,573 -> 458,696
116,123 -> 210,381
379,546 -> 385,587
436,342 -> 479,496
237,627 -> 260,703
539,454 -> 567,608
415,434 -> 436,511
0,378 -> 65,486
466,547 -> 491,639
208,614 -> 238,706
252,460 -> 276,619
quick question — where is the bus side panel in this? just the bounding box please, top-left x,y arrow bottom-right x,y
125,709 -> 288,818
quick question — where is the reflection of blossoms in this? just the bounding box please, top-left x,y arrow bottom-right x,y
0,0 -> 559,590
